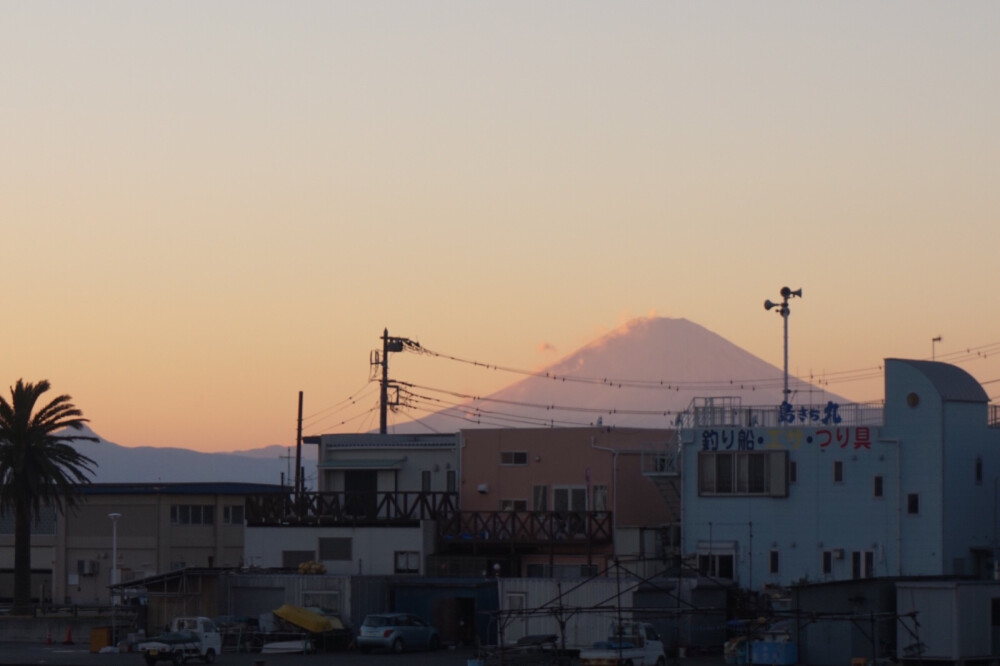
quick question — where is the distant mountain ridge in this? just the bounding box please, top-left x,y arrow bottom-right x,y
70,426 -> 295,486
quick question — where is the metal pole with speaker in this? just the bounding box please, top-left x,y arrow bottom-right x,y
764,287 -> 803,405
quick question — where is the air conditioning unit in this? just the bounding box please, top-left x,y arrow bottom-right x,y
77,560 -> 99,576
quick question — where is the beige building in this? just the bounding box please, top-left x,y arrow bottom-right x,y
0,482 -> 282,606
434,426 -> 679,578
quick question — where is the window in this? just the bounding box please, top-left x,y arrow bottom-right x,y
873,475 -> 884,498
553,486 -> 588,511
789,461 -> 797,484
851,550 -> 875,579
698,553 -> 735,579
499,499 -> 527,512
822,551 -> 833,574
592,485 -> 609,512
447,470 -> 456,492
526,563 -> 551,578
532,485 -> 548,511
318,537 -> 352,561
170,504 -> 215,525
394,551 -> 420,574
769,550 -> 779,574
500,451 -> 528,465
976,457 -> 983,485
223,505 -> 245,525
421,470 -> 431,492
0,505 -> 56,535
833,461 -> 844,483
282,550 -> 315,568
907,493 -> 920,515
552,564 -> 599,579
698,451 -> 788,497
302,591 -> 341,615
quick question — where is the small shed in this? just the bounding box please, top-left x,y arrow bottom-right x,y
896,580 -> 1000,663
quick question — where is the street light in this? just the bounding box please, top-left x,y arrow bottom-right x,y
764,286 -> 803,405
932,336 -> 942,360
108,512 -> 122,647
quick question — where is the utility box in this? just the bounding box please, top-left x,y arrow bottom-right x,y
89,626 -> 111,653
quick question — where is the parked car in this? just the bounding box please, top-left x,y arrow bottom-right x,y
357,612 -> 441,653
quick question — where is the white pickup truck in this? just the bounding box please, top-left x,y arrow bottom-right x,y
138,616 -> 223,665
578,622 -> 666,666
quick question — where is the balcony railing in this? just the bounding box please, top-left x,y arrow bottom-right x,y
679,399 -> 885,428
437,510 -> 613,546
246,491 -> 458,527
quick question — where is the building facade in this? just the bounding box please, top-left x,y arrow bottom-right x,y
437,427 -> 678,578
680,359 -> 1000,588
244,433 -> 459,576
0,482 -> 281,605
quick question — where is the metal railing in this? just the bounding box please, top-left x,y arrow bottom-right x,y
245,491 -> 459,526
437,510 -> 613,546
678,399 -> 884,429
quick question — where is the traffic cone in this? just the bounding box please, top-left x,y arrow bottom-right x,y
63,626 -> 73,645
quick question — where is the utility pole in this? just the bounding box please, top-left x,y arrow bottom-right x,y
375,329 -> 417,434
295,391 -> 303,497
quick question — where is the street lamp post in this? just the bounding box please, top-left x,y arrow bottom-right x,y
108,512 -> 122,647
764,286 -> 803,405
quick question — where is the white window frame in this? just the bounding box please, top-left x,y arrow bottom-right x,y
697,451 -> 788,497
553,486 -> 588,512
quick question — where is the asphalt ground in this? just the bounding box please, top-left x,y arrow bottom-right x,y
0,643 -> 479,666
0,644 -> 726,666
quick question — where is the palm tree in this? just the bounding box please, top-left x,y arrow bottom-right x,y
0,379 -> 97,614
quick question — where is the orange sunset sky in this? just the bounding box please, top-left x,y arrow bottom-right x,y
2,2 -> 997,452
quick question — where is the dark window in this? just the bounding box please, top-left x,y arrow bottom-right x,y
769,550 -> 779,574
833,461 -> 844,483
282,550 -> 314,568
976,457 -> 984,485
224,505 -> 245,525
318,537 -> 352,561
852,551 -> 861,579
394,551 -> 420,574
822,551 -> 832,574
907,493 -> 920,515
421,470 -> 431,492
697,451 -> 788,497
500,451 -> 528,465
789,461 -> 797,484
874,475 -> 884,498
171,504 -> 214,525
717,554 -> 734,579
865,551 -> 874,578
716,453 -> 734,493
447,470 -> 456,492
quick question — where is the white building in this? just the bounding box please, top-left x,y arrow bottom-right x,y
244,433 -> 459,576
680,359 -> 1000,588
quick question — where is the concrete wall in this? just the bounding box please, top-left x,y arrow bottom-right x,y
244,522 -> 435,575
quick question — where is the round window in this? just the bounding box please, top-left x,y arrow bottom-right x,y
906,392 -> 920,407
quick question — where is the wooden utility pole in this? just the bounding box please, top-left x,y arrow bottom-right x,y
295,391 -> 303,496
378,329 -> 409,434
